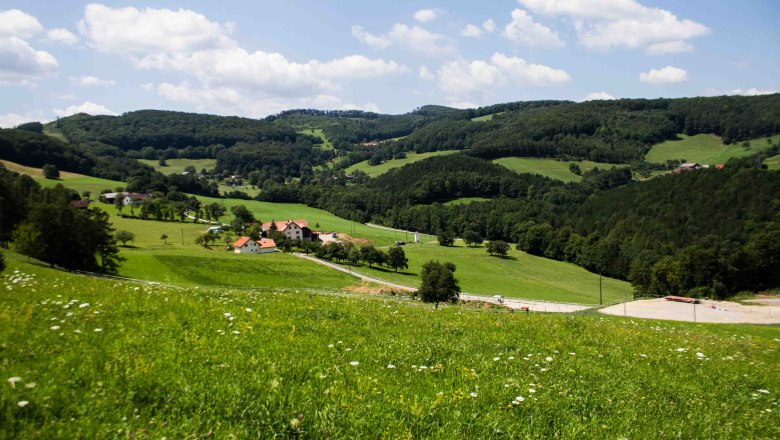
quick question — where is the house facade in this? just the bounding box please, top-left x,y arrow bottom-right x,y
233,236 -> 277,254
262,219 -> 313,241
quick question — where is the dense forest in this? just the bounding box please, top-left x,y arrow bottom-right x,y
0,94 -> 775,298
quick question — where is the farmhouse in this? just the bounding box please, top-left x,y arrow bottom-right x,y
675,162 -> 708,173
100,191 -> 153,206
262,219 -> 314,241
233,236 -> 276,254
71,199 -> 91,209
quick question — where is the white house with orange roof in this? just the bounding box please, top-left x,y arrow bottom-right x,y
233,236 -> 277,254
262,219 -> 314,241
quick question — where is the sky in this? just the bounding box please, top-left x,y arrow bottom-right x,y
1,0 -> 778,126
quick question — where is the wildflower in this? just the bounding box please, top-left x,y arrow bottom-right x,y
7,377 -> 21,388
345,348 -> 352,351
232,331 -> 240,335
508,356 -> 515,360
696,352 -> 706,358
94,328 -> 103,332
79,303 -> 89,308
50,325 -> 60,331
759,389 -> 770,394
569,352 -> 576,356
469,392 -> 478,398
493,357 -> 500,361
545,356 -> 553,362
676,348 -> 686,352
327,344 -> 334,348
25,382 -> 36,389
17,401 -> 29,407
540,368 -> 548,372
512,396 -> 525,405
349,361 -> 359,366
245,308 -> 252,312
639,354 -> 647,357
529,388 -> 536,393
387,364 -> 396,369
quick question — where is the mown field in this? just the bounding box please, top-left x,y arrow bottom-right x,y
138,158 -> 217,175
492,157 -> 627,183
298,128 -> 334,150
443,197 -> 491,205
645,134 -> 778,164
766,154 -> 780,170
346,151 -> 459,177
347,241 -> 631,304
1,257 -> 778,438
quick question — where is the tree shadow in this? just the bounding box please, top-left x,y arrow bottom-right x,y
490,255 -> 517,261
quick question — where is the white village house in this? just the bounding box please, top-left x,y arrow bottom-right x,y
233,236 -> 277,254
262,219 -> 315,241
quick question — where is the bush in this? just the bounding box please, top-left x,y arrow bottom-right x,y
42,164 -> 60,179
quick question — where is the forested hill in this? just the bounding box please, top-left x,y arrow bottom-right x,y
50,110 -> 299,151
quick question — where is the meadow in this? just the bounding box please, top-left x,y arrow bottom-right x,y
298,128 -> 334,150
471,111 -> 504,121
645,134 -> 778,164
138,158 -> 217,174
345,241 -> 631,304
1,256 -> 778,438
345,151 -> 459,177
492,157 -> 627,183
766,154 -> 780,170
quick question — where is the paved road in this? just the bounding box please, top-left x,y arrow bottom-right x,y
293,253 -> 592,313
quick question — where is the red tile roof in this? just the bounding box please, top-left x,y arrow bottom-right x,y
258,238 -> 276,248
262,219 -> 308,231
233,236 -> 253,247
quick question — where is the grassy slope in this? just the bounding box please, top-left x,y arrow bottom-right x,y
443,197 -> 491,205
138,158 -> 217,174
1,257 -> 778,438
347,242 -> 631,304
766,154 -> 780,170
298,128 -> 334,149
493,158 -> 627,183
346,151 -> 459,177
471,111 -> 504,121
645,134 -> 778,164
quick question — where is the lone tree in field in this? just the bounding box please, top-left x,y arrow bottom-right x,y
437,230 -> 455,247
114,230 -> 135,246
42,164 -> 60,180
416,260 -> 460,309
487,240 -> 510,257
387,246 -> 409,272
160,233 -> 168,244
462,230 -> 483,247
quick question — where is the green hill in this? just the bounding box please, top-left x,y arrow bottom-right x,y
1,255 -> 777,438
493,157 -> 627,183
346,150 -> 458,177
645,134 -> 779,164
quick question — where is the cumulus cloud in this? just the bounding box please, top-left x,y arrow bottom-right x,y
352,23 -> 456,55
639,66 -> 688,84
46,28 -> 79,45
0,36 -> 58,84
483,19 -> 497,33
53,101 -> 117,117
414,9 -> 438,23
0,111 -> 47,128
730,88 -> 776,96
419,66 -> 434,80
0,9 -> 44,39
461,24 -> 483,38
71,75 -> 116,86
582,91 -> 616,101
503,9 -> 564,47
519,0 -> 709,51
433,53 -> 569,101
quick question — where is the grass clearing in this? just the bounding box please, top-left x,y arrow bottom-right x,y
443,197 -> 491,205
471,111 -> 504,121
346,150 -> 459,177
0,160 -> 82,180
138,158 -> 217,174
645,134 -> 778,164
347,241 -> 631,304
766,154 -> 780,170
493,157 -> 627,183
1,255 -> 778,438
298,128 -> 334,149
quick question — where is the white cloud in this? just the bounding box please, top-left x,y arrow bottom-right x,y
434,53 -> 569,99
483,19 -> 497,33
46,28 -> 79,45
53,101 -> 117,117
0,36 -> 58,84
0,9 -> 44,39
519,0 -> 709,51
351,25 -> 392,49
645,40 -> 693,55
140,82 -> 155,92
461,24 -> 483,38
0,111 -> 46,128
419,66 -> 434,80
730,88 -> 776,96
414,9 -> 438,23
72,75 -> 116,87
78,3 -> 234,56
639,66 -> 688,84
503,9 -> 564,48
582,91 -> 616,101
352,23 -> 455,56
448,101 -> 479,109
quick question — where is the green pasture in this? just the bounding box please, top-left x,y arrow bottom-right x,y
298,128 -> 334,149
493,157 -> 627,183
444,197 -> 491,205
36,175 -> 125,195
645,134 -> 778,164
346,150 -> 459,177
1,256 -> 777,438
349,241 -> 631,304
766,154 -> 780,170
138,158 -> 216,174
471,111 -> 504,121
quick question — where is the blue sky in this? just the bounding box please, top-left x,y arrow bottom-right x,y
1,0 -> 778,126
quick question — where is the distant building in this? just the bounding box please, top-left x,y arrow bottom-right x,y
100,192 -> 153,206
207,226 -> 223,234
233,236 -> 276,254
70,199 -> 91,209
262,219 -> 313,241
675,162 -> 707,173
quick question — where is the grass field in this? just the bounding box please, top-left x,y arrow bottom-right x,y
645,134 -> 779,164
37,174 -> 126,195
1,256 -> 778,438
766,154 -> 780,170
138,158 -> 217,174
298,128 -> 334,149
346,241 -> 631,304
471,111 -> 504,121
443,197 -> 491,205
493,157 -> 627,183
346,151 -> 459,177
